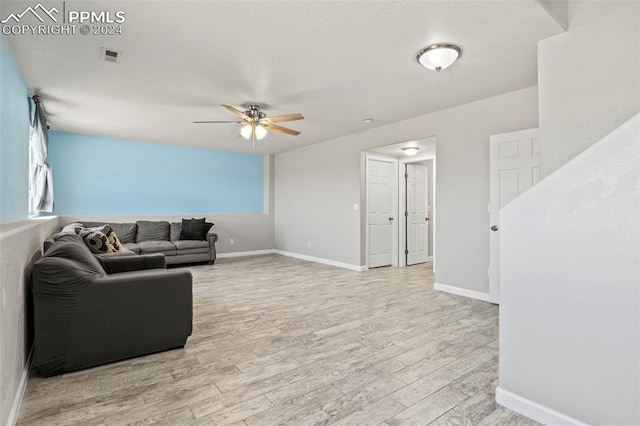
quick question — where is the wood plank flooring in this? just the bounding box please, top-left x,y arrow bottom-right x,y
18,254 -> 538,425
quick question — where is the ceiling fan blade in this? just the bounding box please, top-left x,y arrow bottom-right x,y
221,104 -> 252,122
262,113 -> 305,124
193,120 -> 243,124
263,123 -> 301,136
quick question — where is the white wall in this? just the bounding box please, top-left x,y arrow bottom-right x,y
538,0 -> 640,177
499,1 -> 640,423
275,86 -> 538,294
498,113 -> 640,425
0,217 -> 59,426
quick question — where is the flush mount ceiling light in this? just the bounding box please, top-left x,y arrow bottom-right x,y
417,44 -> 462,72
402,147 -> 420,156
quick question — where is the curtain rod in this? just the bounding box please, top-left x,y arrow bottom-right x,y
30,95 -> 51,129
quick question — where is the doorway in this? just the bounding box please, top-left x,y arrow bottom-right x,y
363,138 -> 436,270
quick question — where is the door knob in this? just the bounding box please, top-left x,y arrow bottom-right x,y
425,217 -> 430,221
389,217 -> 394,221
491,225 -> 498,231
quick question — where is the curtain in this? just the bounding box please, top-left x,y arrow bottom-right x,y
29,98 -> 54,213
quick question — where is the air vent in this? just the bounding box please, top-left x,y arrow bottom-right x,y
100,47 -> 121,63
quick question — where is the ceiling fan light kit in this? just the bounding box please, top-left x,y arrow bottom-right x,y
194,104 -> 304,147
417,43 -> 462,72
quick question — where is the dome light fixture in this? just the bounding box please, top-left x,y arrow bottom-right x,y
402,147 -> 420,156
417,44 -> 462,72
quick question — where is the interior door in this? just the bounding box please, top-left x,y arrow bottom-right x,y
489,128 -> 540,303
368,158 -> 394,268
406,164 -> 429,265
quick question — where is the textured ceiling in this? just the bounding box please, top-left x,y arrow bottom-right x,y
5,0 -> 562,154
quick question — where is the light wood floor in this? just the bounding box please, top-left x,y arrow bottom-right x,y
18,254 -> 538,425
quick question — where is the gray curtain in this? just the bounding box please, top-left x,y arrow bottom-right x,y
29,98 -> 54,213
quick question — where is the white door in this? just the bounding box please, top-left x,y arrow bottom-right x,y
368,158 -> 394,268
406,164 -> 429,265
489,128 -> 540,303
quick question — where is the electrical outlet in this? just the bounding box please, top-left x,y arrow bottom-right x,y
229,238 -> 234,245
307,241 -> 312,248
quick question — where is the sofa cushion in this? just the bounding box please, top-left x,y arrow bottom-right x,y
136,221 -> 169,242
107,223 -> 137,244
122,243 -> 140,254
38,238 -> 106,279
170,222 -> 182,242
137,241 -> 176,255
180,218 -> 206,240
173,240 -> 210,255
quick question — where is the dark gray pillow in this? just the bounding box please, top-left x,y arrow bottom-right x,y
136,221 -> 169,242
180,218 -> 205,240
203,222 -> 214,238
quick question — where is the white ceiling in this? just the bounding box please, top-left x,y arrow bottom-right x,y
5,0 -> 562,154
369,137 -> 436,158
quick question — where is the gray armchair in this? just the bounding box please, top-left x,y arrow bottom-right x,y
32,234 -> 192,377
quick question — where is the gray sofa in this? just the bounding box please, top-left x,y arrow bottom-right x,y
32,233 -> 193,377
46,220 -> 218,265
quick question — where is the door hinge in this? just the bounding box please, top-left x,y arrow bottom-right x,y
405,249 -> 409,255
404,211 -> 408,217
404,173 -> 408,179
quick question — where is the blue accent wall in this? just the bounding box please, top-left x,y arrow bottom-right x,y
48,132 -> 264,215
0,34 -> 30,224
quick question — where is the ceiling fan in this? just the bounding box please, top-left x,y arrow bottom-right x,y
194,104 -> 304,147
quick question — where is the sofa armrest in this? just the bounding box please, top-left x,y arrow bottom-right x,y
96,253 -> 166,274
84,268 -> 193,341
33,268 -> 193,377
207,232 -> 218,263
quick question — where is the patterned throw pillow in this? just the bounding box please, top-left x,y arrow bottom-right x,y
77,225 -> 124,254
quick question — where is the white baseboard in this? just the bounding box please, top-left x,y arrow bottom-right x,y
217,249 -> 276,258
7,348 -> 32,426
275,250 -> 366,272
434,282 -> 491,302
496,387 -> 589,426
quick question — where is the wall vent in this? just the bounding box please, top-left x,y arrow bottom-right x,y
100,47 -> 121,63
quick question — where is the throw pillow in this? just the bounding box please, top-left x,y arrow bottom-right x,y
180,218 -> 205,240
60,222 -> 83,234
77,225 -> 124,254
202,222 -> 214,239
